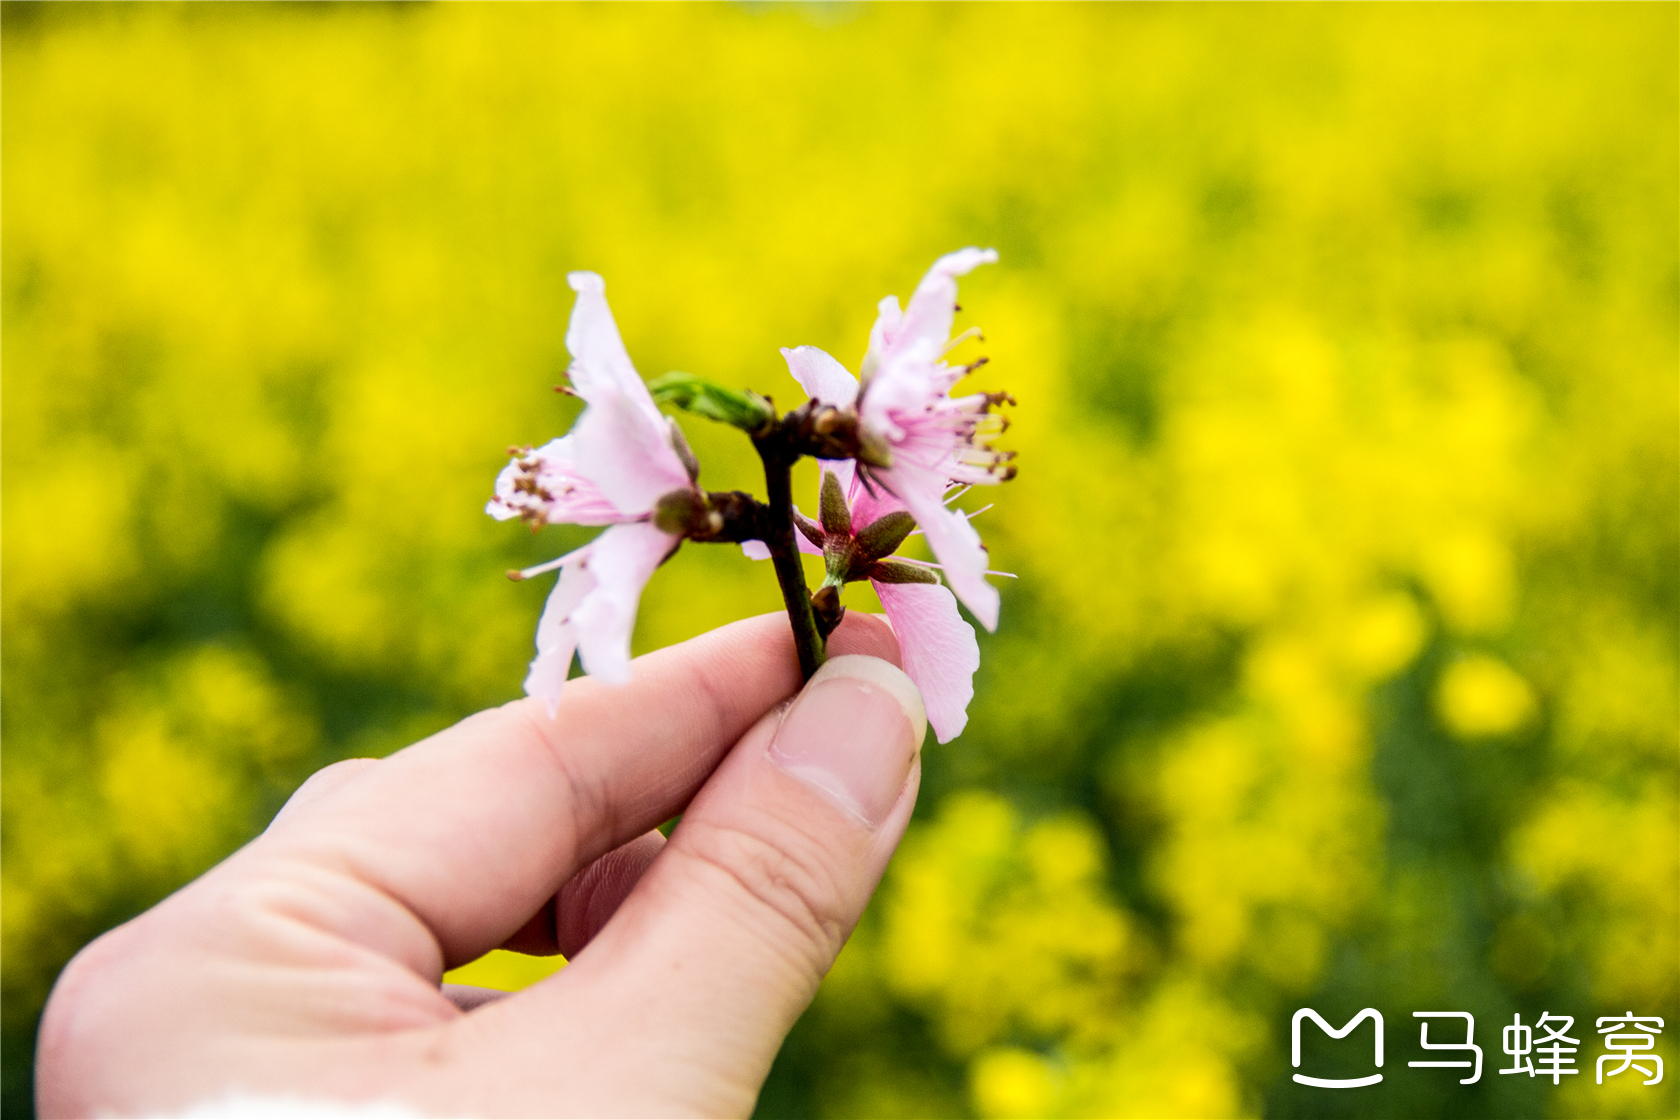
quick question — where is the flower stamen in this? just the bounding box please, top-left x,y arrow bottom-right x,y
942,326 -> 985,357
506,543 -> 592,582
887,555 -> 1018,579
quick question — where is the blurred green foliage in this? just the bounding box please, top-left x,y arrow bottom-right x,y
3,3 -> 1676,1117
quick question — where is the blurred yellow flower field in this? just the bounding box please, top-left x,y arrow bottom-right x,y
3,3 -> 1674,1117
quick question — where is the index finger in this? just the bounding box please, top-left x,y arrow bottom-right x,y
256,610 -> 901,970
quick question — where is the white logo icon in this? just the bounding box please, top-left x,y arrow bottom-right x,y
1292,1008 -> 1385,1088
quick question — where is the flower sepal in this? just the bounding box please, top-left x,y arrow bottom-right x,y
868,559 -> 939,585
819,510 -> 924,587
853,510 -> 917,564
807,470 -> 923,586
818,470 -> 852,536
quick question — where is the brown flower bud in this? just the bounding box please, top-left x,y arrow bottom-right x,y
652,489 -> 716,537
810,584 -> 846,639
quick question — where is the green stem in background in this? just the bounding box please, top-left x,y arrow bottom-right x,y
755,434 -> 826,682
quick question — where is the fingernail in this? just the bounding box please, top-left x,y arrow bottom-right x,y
769,655 -> 927,827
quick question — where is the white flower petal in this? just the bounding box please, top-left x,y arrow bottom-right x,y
565,270 -> 670,438
487,436 -> 628,526
564,272 -> 638,399
874,580 -> 979,744
863,294 -> 904,379
781,346 -> 860,408
485,460 -> 524,521
523,552 -> 597,717
565,272 -> 643,400
572,386 -> 692,514
573,521 -> 677,685
898,247 -> 998,359
741,532 -> 820,559
530,435 -> 573,461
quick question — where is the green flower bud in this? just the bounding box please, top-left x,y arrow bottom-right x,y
648,371 -> 775,434
819,470 -> 852,537
854,510 -> 917,563
869,560 -> 939,585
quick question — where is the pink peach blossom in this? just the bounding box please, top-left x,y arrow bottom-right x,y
489,271 -> 694,714
780,247 -> 1011,630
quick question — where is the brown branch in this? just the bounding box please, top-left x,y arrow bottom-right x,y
753,426 -> 826,682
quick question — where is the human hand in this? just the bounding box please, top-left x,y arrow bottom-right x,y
36,612 -> 925,1118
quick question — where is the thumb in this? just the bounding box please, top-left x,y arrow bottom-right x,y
464,654 -> 926,1117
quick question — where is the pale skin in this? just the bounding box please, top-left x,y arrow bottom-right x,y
36,612 -> 926,1118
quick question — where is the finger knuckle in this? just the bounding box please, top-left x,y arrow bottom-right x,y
508,705 -> 604,861
675,819 -> 848,966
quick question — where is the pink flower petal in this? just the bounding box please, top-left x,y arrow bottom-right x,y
486,436 -> 629,526
524,551 -> 598,717
740,531 -> 822,560
873,580 -> 979,744
572,385 -> 693,514
781,346 -> 860,408
846,466 -> 908,528
823,459 -> 858,501
488,437 -> 575,522
863,295 -> 904,379
898,247 -> 998,360
565,270 -> 673,441
572,521 -> 678,685
565,272 -> 645,402
898,471 -> 999,631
